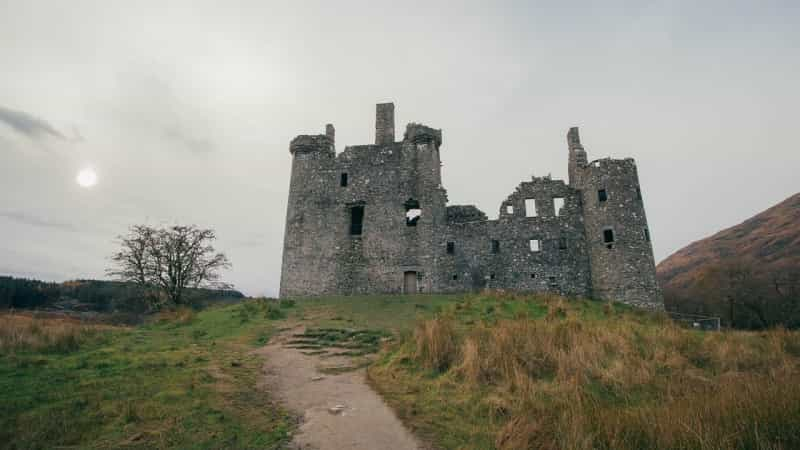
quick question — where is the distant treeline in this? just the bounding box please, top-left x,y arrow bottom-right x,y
665,262 -> 800,330
0,276 -> 244,313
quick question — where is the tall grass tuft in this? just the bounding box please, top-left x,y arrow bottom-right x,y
385,294 -> 800,449
414,315 -> 459,372
0,313 -> 108,354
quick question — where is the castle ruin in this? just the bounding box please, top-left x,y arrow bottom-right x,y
280,103 -> 663,308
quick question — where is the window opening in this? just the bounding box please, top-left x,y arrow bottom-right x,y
506,205 -> 514,214
525,198 -> 537,217
446,242 -> 455,254
340,173 -> 348,187
490,273 -> 496,280
530,273 -> 537,279
554,197 -> 565,216
452,274 -> 458,281
598,189 -> 608,203
491,240 -> 500,254
643,228 -> 650,242
349,205 -> 364,236
636,187 -> 642,200
529,239 -> 541,252
404,198 -> 421,226
558,237 -> 567,250
603,228 -> 614,248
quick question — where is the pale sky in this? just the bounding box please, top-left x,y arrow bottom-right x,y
1,0 -> 798,296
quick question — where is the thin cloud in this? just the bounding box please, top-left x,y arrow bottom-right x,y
162,125 -> 215,154
0,210 -> 78,232
0,106 -> 66,140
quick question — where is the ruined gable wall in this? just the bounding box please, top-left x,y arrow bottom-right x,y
436,178 -> 592,297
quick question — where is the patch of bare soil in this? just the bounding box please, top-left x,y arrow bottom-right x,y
256,326 -> 423,450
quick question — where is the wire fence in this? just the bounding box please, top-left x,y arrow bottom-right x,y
667,311 -> 721,331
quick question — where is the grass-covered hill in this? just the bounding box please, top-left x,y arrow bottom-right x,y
2,293 -> 799,449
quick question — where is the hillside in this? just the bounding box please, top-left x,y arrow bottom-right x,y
657,192 -> 800,295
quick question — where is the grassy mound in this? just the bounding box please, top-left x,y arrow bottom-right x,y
368,294 -> 800,449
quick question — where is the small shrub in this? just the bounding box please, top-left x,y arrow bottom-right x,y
279,299 -> 296,309
265,304 -> 286,320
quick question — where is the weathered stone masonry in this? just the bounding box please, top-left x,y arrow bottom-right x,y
280,103 -> 663,308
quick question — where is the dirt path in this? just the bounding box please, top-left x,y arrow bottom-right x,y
256,326 -> 423,450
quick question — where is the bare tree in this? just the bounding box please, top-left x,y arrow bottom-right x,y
108,225 -> 231,308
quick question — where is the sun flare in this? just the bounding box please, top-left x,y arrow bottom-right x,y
76,168 -> 98,188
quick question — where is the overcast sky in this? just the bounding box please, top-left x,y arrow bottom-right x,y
1,0 -> 797,296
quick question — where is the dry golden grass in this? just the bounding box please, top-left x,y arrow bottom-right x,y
0,312 -> 112,354
389,298 -> 800,449
154,306 -> 196,324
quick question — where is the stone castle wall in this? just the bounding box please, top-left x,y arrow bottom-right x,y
279,102 -> 663,309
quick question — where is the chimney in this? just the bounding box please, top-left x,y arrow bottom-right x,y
375,102 -> 395,145
325,123 -> 335,143
567,127 -> 583,150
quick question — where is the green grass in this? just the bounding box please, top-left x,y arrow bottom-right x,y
7,292 -> 792,450
0,303 -> 293,449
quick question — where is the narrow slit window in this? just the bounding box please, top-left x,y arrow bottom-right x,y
349,205 -> 364,236
404,198 -> 421,226
506,205 -> 514,214
491,240 -> 500,254
558,237 -> 567,250
598,189 -> 608,203
636,187 -> 642,200
525,198 -> 537,217
603,228 -> 614,248
446,242 -> 455,254
643,228 -> 650,242
529,239 -> 541,252
340,173 -> 348,187
554,197 -> 565,216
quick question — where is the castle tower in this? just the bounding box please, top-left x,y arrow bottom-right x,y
569,129 -> 663,308
279,132 -> 336,298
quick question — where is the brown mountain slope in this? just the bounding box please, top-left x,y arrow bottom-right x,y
657,192 -> 800,294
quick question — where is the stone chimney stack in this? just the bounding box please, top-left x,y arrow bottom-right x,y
325,123 -> 335,143
567,126 -> 588,186
375,102 -> 395,145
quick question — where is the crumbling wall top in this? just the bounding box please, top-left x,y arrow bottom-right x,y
289,134 -> 334,154
447,205 -> 488,224
404,123 -> 442,147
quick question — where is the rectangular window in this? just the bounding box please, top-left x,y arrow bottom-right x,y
636,187 -> 642,200
598,189 -> 608,203
644,228 -> 650,242
554,197 -> 565,216
525,198 -> 537,217
349,205 -> 364,236
490,273 -> 496,280
446,242 -> 455,254
452,274 -> 458,280
530,273 -> 536,279
491,240 -> 500,254
558,237 -> 567,250
603,228 -> 614,246
340,173 -> 348,187
529,239 -> 541,252
506,205 -> 514,214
